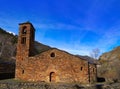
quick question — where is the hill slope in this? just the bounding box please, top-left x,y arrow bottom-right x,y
0,28 -> 51,63
98,46 -> 120,82
0,28 -> 17,63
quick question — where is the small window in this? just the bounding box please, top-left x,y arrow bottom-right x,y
50,52 -> 55,57
21,37 -> 26,44
81,67 -> 83,71
22,70 -> 24,74
22,26 -> 27,34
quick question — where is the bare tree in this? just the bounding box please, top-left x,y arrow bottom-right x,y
90,48 -> 100,59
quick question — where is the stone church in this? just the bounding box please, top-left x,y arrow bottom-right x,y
15,22 -> 97,83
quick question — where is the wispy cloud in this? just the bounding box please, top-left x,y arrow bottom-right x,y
38,35 -> 94,56
0,13 -> 26,35
35,22 -> 95,32
1,18 -> 120,56
59,46 -> 93,56
36,20 -> 120,56
36,23 -> 80,30
93,21 -> 120,53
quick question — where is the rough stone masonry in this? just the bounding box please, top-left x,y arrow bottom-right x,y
15,22 -> 97,83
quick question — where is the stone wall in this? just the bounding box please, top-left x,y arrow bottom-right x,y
0,81 -> 120,89
16,49 -> 92,83
15,22 -> 97,84
89,63 -> 97,83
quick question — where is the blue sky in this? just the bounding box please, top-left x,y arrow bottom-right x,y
0,0 -> 120,56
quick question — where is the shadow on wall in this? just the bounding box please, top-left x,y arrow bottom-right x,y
97,77 -> 106,82
0,73 -> 15,80
96,84 -> 104,89
0,62 -> 15,80
95,77 -> 106,89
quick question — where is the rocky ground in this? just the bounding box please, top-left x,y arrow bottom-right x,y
0,79 -> 120,89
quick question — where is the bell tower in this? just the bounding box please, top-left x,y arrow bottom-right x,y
15,22 -> 35,79
16,22 -> 35,58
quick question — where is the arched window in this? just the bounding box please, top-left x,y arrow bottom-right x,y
21,37 -> 26,44
50,52 -> 55,57
22,26 -> 27,34
81,67 -> 83,71
22,70 -> 24,74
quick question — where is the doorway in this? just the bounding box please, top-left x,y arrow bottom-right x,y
49,72 -> 56,82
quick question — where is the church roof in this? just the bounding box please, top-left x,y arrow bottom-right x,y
19,21 -> 35,31
75,55 -> 98,64
34,46 -> 97,64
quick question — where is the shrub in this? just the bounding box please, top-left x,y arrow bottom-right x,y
11,35 -> 18,44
